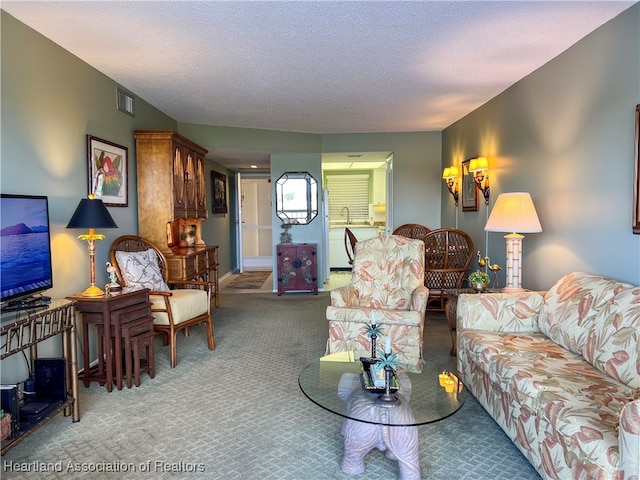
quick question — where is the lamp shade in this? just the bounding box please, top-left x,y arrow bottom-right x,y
485,192 -> 542,233
66,198 -> 118,229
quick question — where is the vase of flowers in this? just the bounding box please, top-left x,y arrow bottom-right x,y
469,270 -> 491,292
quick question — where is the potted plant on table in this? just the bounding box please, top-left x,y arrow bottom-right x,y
468,270 -> 491,292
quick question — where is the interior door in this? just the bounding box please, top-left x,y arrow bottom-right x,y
385,154 -> 394,234
240,176 -> 273,269
235,172 -> 244,273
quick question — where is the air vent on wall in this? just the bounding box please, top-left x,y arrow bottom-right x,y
116,87 -> 135,117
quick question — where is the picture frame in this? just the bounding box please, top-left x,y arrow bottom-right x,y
634,104 -> 640,234
461,158 -> 478,212
212,171 -> 228,214
86,135 -> 128,207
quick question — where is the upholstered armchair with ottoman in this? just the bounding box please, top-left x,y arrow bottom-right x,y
457,272 -> 640,480
326,235 -> 429,368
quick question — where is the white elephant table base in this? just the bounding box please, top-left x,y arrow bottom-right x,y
337,373 -> 420,480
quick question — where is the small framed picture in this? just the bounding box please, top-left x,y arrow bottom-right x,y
212,171 -> 228,214
87,135 -> 128,206
461,158 -> 478,212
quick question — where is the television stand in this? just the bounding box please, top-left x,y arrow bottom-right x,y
1,295 -> 51,313
0,299 -> 79,455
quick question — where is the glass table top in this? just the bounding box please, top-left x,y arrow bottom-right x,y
298,354 -> 466,426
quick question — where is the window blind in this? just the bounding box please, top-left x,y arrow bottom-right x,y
326,174 -> 370,224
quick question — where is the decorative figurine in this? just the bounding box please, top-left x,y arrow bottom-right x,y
374,341 -> 400,406
106,261 -> 118,286
280,223 -> 292,244
364,312 -> 383,359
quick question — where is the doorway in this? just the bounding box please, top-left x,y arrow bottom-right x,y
238,175 -> 272,270
321,151 -> 393,273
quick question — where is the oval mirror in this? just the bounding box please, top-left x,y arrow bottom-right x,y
276,172 -> 318,225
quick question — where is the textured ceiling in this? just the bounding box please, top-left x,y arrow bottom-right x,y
3,1 -> 635,170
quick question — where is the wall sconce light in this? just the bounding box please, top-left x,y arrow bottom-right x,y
469,157 -> 490,205
442,166 -> 459,205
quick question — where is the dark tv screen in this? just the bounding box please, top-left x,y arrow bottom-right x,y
0,194 -> 53,304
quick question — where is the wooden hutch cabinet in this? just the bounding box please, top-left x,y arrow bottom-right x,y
276,243 -> 318,295
134,130 -> 219,306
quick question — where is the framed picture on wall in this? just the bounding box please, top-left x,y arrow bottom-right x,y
634,104 -> 640,234
86,135 -> 128,206
212,171 -> 228,214
461,158 -> 478,212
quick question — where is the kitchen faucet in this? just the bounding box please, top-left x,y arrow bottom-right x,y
340,206 -> 351,225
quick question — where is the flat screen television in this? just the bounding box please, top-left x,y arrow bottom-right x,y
0,194 -> 53,307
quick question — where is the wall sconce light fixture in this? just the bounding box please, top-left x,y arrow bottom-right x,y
469,157 -> 490,205
442,166 -> 459,205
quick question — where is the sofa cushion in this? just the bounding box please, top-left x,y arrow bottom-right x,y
538,273 -> 621,356
582,285 -> 640,389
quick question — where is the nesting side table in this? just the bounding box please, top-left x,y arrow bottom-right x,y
71,289 -> 154,391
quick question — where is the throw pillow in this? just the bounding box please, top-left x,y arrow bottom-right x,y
115,249 -> 170,293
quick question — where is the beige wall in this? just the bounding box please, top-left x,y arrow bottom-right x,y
442,4 -> 640,289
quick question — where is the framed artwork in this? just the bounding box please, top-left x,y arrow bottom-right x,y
634,104 -> 640,234
87,135 -> 128,206
461,158 -> 478,212
212,171 -> 228,214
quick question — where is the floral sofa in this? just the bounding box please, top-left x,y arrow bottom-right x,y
326,235 -> 428,368
457,272 -> 640,480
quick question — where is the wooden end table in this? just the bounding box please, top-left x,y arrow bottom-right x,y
70,289 -> 153,392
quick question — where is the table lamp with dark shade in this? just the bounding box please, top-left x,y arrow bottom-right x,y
67,196 -> 118,297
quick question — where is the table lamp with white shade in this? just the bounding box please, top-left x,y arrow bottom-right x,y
484,192 -> 542,292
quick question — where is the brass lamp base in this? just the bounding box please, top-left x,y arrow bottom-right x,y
81,285 -> 105,297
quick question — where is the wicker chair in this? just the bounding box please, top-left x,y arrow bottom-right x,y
392,223 -> 431,240
109,235 -> 215,368
421,228 -> 474,311
344,227 -> 358,266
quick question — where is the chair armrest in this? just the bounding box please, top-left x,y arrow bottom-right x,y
410,286 -> 429,313
330,285 -> 357,307
167,279 -> 215,293
457,291 -> 544,333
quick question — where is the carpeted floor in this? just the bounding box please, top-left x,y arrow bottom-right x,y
1,292 -> 541,480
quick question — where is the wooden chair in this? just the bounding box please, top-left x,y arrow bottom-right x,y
344,227 -> 358,266
109,235 -> 215,368
421,228 -> 474,311
392,223 -> 431,240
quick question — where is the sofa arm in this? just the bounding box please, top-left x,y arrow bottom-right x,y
457,291 -> 544,333
618,398 -> 640,479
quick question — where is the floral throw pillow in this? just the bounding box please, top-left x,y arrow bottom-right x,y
115,249 -> 169,293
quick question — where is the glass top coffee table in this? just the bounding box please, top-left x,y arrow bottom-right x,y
298,354 -> 466,478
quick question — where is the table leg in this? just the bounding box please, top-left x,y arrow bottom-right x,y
445,296 -> 458,356
82,317 -> 91,387
114,317 -> 123,391
103,315 -> 113,393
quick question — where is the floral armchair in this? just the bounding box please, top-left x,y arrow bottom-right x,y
326,235 -> 429,368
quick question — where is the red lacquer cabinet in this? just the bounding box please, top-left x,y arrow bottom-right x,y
276,243 -> 318,295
